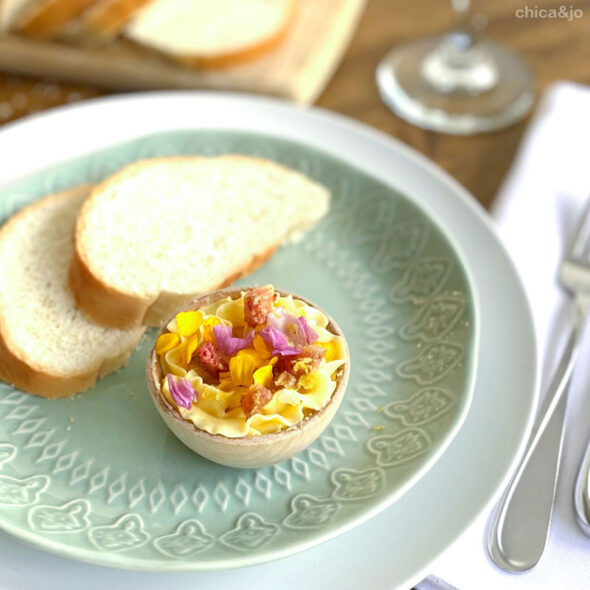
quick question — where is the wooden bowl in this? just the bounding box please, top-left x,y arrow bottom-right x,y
146,287 -> 350,468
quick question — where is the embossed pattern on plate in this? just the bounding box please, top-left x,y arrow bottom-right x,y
0,131 -> 477,570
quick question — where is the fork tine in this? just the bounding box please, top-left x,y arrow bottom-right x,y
570,198 -> 590,263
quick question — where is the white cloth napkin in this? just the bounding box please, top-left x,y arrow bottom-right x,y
430,81 -> 590,589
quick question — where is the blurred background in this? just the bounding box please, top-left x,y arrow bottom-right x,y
0,0 -> 587,209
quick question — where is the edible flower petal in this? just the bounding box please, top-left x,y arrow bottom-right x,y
253,364 -> 274,388
258,326 -> 300,357
201,316 -> 222,342
166,374 -> 197,409
317,340 -> 338,362
176,311 -> 203,337
156,332 -> 179,354
297,315 -> 318,345
267,308 -> 317,346
229,354 -> 258,387
213,324 -> 254,357
252,334 -> 272,359
184,334 -> 200,364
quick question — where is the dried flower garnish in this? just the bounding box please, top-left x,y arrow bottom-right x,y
297,315 -> 318,345
155,285 -> 347,437
258,325 -> 301,357
213,324 -> 254,357
252,334 -> 272,359
184,334 -> 200,364
253,359 -> 278,388
267,308 -> 318,346
201,316 -> 222,343
229,351 -> 260,387
176,311 -> 203,337
166,374 -> 197,409
156,333 -> 179,354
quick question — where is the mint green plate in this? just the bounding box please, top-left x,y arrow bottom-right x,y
0,130 -> 478,571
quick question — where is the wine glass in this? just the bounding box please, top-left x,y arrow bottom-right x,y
376,0 -> 535,134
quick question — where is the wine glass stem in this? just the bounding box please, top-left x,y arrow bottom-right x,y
421,0 -> 498,95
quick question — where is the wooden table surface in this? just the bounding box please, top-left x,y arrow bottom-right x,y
0,0 -> 588,209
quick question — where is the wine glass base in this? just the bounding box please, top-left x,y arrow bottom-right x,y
376,37 -> 535,135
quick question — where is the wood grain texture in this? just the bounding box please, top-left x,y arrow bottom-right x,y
0,0 -> 588,209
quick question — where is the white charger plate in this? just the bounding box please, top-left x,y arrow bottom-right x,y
0,92 -> 539,589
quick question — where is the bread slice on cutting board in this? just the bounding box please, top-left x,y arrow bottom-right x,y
124,0 -> 295,68
10,0 -> 98,39
0,185 -> 145,398
61,0 -> 152,43
70,155 -> 330,329
0,0 -> 29,30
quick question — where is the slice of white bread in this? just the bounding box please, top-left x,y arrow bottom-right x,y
125,0 -> 294,68
0,185 -> 145,398
70,155 -> 330,329
62,0 -> 152,43
0,0 -> 29,30
12,0 -> 98,39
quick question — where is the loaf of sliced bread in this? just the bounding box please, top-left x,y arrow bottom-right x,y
0,0 -> 29,30
125,0 -> 294,68
70,155 -> 330,329
12,0 -> 98,39
0,185 -> 145,398
62,0 -> 152,43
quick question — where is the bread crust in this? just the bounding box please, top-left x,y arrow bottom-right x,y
0,185 -> 143,398
76,0 -> 152,40
128,0 -> 295,69
0,328 -> 135,398
70,237 -> 277,329
15,0 -> 98,38
69,153 -> 327,329
176,9 -> 292,70
69,243 -> 151,328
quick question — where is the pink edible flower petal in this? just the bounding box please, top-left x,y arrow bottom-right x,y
297,315 -> 318,344
259,326 -> 301,357
267,308 -> 309,346
167,374 -> 197,409
213,324 -> 254,357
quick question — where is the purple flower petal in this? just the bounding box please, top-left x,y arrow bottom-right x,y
213,324 -> 254,357
267,309 -> 310,347
167,374 -> 197,409
297,315 -> 318,345
259,326 -> 301,357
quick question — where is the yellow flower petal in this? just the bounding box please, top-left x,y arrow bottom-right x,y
318,340 -> 338,363
184,334 -> 200,364
176,311 -> 204,337
229,354 -> 258,387
236,348 -> 267,368
201,316 -> 222,342
253,334 -> 272,359
253,364 -> 274,388
156,333 -> 180,355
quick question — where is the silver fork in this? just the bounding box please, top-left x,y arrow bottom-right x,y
487,198 -> 590,572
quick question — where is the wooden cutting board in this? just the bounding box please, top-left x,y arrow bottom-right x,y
0,0 -> 366,105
